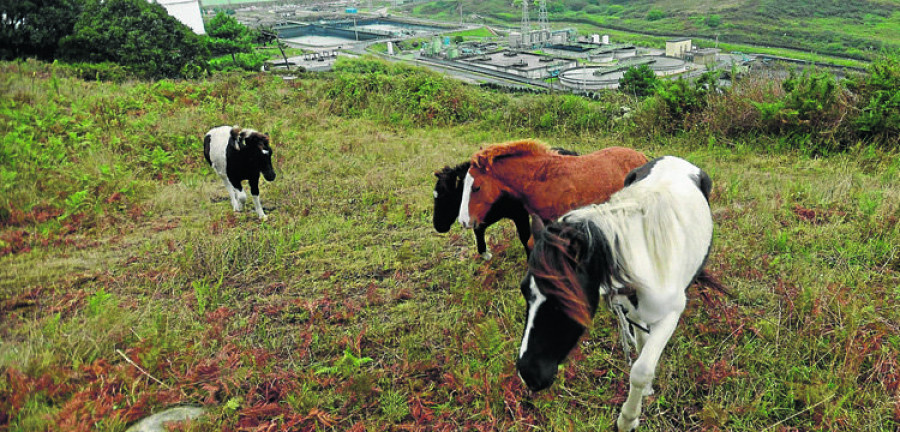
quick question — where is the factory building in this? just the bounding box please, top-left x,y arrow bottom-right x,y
665,37 -> 691,58
686,48 -> 720,66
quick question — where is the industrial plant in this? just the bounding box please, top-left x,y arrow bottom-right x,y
216,0 -> 739,92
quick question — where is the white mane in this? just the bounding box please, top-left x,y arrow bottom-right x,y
562,157 -> 713,293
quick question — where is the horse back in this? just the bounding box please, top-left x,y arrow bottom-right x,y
204,126 -> 232,179
530,147 -> 647,221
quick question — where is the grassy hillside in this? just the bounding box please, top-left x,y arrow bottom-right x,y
409,0 -> 899,62
1,59 -> 898,431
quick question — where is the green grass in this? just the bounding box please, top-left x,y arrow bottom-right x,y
0,59 -> 898,431
445,26 -> 496,39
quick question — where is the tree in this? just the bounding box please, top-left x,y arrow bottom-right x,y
0,0 -> 82,60
206,12 -> 254,68
706,14 -> 722,28
259,28 -> 290,71
60,0 -> 208,79
619,64 -> 658,97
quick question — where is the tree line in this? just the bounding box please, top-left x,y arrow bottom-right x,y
0,0 -> 271,79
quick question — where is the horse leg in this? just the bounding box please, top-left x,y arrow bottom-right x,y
230,179 -> 247,211
632,324 -> 654,396
512,211 -> 532,258
248,176 -> 267,221
616,311 -> 681,432
474,226 -> 491,260
222,177 -> 242,212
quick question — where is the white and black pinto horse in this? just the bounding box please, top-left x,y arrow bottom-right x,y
516,156 -> 716,431
204,126 -> 276,220
432,148 -> 577,260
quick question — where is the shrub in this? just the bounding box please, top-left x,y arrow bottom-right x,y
619,64 -> 659,97
647,9 -> 665,21
209,52 -> 268,72
325,57 -> 488,126
606,5 -> 625,15
487,92 -> 623,134
852,54 -> 900,144
57,61 -> 133,82
700,73 -> 781,137
752,68 -> 850,149
656,71 -> 720,128
60,0 -> 209,79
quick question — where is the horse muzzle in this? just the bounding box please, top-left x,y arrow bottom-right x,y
263,171 -> 276,182
516,359 -> 555,392
458,216 -> 479,230
434,221 -> 452,233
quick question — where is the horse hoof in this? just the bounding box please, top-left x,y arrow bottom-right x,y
259,214 -> 268,221
616,414 -> 638,432
642,386 -> 654,397
480,252 -> 493,261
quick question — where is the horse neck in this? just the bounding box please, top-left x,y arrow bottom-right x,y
486,155 -> 548,195
485,155 -> 555,215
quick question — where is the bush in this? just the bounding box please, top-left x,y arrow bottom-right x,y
606,5 -> 625,15
60,0 -> 208,79
647,9 -> 665,21
619,64 -> 658,97
209,52 -> 268,72
58,61 -> 133,82
655,71 -> 720,128
752,68 -> 849,149
852,54 -> 900,144
325,57 -> 489,126
325,57 -> 628,134
486,93 -> 624,134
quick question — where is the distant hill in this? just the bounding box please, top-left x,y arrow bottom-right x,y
408,0 -> 900,61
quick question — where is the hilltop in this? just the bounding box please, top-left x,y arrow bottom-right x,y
0,58 -> 898,431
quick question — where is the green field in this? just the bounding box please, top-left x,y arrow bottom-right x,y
1,59 -> 898,431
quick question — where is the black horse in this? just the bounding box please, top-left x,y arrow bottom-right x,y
432,148 -> 577,260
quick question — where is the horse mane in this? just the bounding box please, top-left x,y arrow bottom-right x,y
435,161 -> 470,180
471,140 -> 553,171
530,221 -> 620,328
531,163 -> 711,328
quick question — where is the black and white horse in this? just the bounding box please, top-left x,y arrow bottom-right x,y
516,156 -> 714,431
204,125 -> 276,220
432,149 -> 577,260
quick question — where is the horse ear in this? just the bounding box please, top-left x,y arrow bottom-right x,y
230,126 -> 243,151
530,215 -> 545,237
434,170 -> 441,178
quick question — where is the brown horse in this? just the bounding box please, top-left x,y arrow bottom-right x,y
457,140 -> 647,230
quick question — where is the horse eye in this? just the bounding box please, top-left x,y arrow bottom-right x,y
472,185 -> 481,192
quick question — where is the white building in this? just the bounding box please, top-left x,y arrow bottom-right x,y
665,37 -> 691,58
151,0 -> 205,35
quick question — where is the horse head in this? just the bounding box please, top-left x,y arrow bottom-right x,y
432,162 -> 469,233
457,165 -> 508,229
232,128 -> 276,182
516,220 -> 613,391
